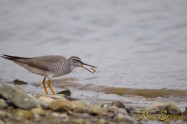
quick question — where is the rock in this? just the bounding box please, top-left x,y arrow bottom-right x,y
0,99 -> 8,109
123,115 -> 136,124
108,106 -> 118,113
58,113 -> 69,119
183,107 -> 187,121
33,114 -> 40,122
98,118 -> 106,124
117,108 -> 128,115
111,101 -> 126,109
38,96 -> 54,106
13,79 -> 27,85
71,100 -> 88,112
115,113 -> 125,121
31,107 -> 46,116
126,107 -> 137,116
101,103 -> 110,110
0,84 -> 38,109
64,96 -> 79,101
49,99 -> 72,111
57,90 -> 71,96
88,105 -> 108,116
15,110 -> 33,120
146,102 -> 182,114
51,112 -> 60,117
0,120 -> 4,124
115,114 -> 136,123
183,107 -> 187,116
74,118 -> 85,124
0,110 -> 7,119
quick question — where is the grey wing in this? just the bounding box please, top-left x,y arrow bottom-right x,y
15,56 -> 67,71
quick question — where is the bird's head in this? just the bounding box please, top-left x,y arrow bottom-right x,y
68,56 -> 97,74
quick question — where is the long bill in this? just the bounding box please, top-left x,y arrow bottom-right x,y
80,62 -> 97,74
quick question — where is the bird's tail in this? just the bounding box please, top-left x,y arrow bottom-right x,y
1,54 -> 29,61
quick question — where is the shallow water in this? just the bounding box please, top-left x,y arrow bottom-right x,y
0,0 -> 187,111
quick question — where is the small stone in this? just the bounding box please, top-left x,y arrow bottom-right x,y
0,120 -> 4,124
123,115 -> 136,123
0,110 -> 7,119
101,103 -> 110,110
15,110 -> 33,120
74,118 -> 85,124
183,107 -> 187,116
126,107 -> 137,116
98,118 -> 106,124
31,107 -> 46,116
111,101 -> 126,109
115,113 -> 124,120
0,84 -> 38,109
146,102 -> 182,114
0,99 -> 8,109
109,106 -> 118,113
51,112 -> 60,117
59,113 -> 69,120
117,108 -> 128,115
71,101 -> 88,112
34,114 -> 40,122
13,79 -> 27,85
38,96 -> 54,106
49,99 -> 72,111
57,90 -> 71,96
88,105 -> 108,116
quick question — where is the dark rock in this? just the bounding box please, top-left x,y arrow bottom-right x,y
111,101 -> 126,109
0,84 -> 38,109
13,79 -> 28,85
64,96 -> 79,101
57,90 -> 71,96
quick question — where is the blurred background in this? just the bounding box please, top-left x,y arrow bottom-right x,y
0,0 -> 187,109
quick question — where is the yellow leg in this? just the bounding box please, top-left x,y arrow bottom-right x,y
42,77 -> 48,95
48,78 -> 56,95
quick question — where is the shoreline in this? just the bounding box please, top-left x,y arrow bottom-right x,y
0,81 -> 186,124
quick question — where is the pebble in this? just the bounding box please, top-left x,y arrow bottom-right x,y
111,101 -> 126,109
57,90 -> 71,96
98,118 -> 106,124
51,112 -> 60,117
71,100 -> 88,112
101,103 -> 110,110
0,99 -> 8,109
146,102 -> 182,114
13,79 -> 28,85
15,110 -> 33,121
0,110 -> 7,119
38,96 -> 54,106
31,107 -> 46,116
115,113 -> 125,121
0,120 -> 4,124
117,108 -> 128,115
108,106 -> 118,113
49,99 -> 72,111
0,84 -> 38,109
183,107 -> 187,116
88,105 -> 108,116
74,118 -> 85,124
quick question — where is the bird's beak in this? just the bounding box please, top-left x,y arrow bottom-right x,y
80,62 -> 97,74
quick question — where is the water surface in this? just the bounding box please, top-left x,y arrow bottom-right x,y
0,0 -> 187,110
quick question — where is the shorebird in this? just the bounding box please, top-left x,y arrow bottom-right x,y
1,54 -> 97,95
